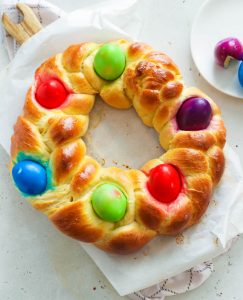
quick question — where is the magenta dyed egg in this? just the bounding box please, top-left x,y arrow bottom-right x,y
176,97 -> 212,131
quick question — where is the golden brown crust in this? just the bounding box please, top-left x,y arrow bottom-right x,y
136,190 -> 194,235
10,40 -> 226,254
50,140 -> 86,185
23,87 -> 45,123
144,51 -> 181,75
124,50 -> 183,126
186,175 -> 212,223
100,79 -> 132,109
63,43 -> 98,94
161,81 -> 183,100
127,42 -> 153,61
95,223 -> 156,255
11,116 -> 49,160
62,43 -> 97,72
62,94 -> 95,115
46,115 -> 88,148
35,56 -> 63,80
50,201 -> 107,243
153,99 -> 178,133
214,118 -> 226,148
170,131 -> 216,151
161,148 -> 209,176
70,156 -> 101,196
28,185 -> 71,215
207,146 -> 225,185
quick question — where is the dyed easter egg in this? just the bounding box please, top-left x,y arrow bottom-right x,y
147,164 -> 181,203
215,37 -> 243,68
35,78 -> 68,109
238,61 -> 243,87
12,160 -> 47,195
91,183 -> 127,222
176,97 -> 212,131
93,44 -> 126,81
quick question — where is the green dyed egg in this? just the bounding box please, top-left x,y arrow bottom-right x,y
93,44 -> 126,81
91,183 -> 127,222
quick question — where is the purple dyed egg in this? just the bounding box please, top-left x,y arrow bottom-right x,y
176,97 -> 212,131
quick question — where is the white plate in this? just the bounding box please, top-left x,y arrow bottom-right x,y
191,0 -> 243,98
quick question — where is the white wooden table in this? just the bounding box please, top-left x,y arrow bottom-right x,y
0,0 -> 243,299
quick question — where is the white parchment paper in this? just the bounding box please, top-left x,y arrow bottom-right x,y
0,0 -> 243,296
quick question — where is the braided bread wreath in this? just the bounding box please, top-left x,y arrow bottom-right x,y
10,39 -> 226,255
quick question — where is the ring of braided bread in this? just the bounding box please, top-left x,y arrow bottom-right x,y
10,40 -> 226,254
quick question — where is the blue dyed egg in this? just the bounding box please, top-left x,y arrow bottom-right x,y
238,61 -> 243,87
12,160 -> 47,195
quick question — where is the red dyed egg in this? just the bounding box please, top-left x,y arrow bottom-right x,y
147,164 -> 181,203
35,79 -> 68,109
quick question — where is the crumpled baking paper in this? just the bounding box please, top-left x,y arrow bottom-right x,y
0,0 -> 243,296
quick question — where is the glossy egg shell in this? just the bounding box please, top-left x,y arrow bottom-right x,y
176,97 -> 212,131
91,183 -> 127,222
147,164 -> 182,203
238,61 -> 243,87
93,44 -> 126,81
215,37 -> 243,68
35,78 -> 68,109
12,160 -> 47,195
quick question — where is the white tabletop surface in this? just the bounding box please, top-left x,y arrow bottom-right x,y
1,0 -> 243,299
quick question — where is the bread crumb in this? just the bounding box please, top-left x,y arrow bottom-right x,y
122,164 -> 131,169
214,237 -> 219,247
101,158 -> 105,166
176,233 -> 184,245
